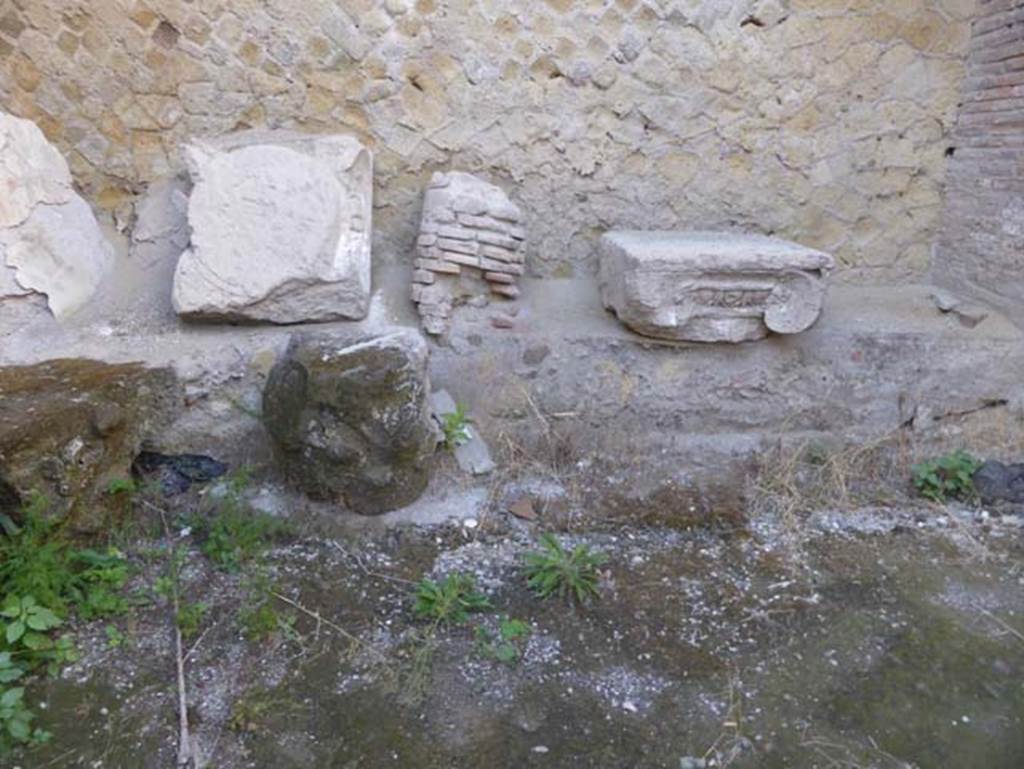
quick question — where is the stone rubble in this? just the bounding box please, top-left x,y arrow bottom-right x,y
0,110 -> 114,318
412,172 -> 525,335
0,359 -> 180,530
172,130 -> 372,324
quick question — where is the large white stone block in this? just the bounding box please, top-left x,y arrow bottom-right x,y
599,231 -> 834,343
172,130 -> 372,323
0,111 -> 114,318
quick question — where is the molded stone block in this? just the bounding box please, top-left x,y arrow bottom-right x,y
599,231 -> 834,343
172,130 -> 372,324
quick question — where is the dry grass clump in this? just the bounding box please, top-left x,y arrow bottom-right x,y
751,431 -> 916,525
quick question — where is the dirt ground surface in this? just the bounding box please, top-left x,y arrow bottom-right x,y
8,491 -> 1024,769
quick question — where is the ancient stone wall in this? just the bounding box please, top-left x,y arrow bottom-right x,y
1,0 -> 973,278
933,0 -> 1024,320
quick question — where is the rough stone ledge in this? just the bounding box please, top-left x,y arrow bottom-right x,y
2,275 -> 1021,510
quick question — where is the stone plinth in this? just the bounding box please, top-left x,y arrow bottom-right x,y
172,130 -> 372,324
599,231 -> 834,343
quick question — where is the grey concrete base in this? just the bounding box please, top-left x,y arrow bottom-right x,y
4,263 -> 1023,519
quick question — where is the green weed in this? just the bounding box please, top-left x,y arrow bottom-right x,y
104,624 -> 127,650
176,602 -> 207,640
441,405 -> 472,450
475,617 -> 531,663
187,483 -> 289,574
413,573 -> 490,625
911,450 -> 983,503
0,500 -> 130,619
0,682 -> 50,752
523,533 -> 607,604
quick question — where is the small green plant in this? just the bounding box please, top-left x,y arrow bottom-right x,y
0,498 -> 131,620
0,597 -> 69,752
911,450 -> 983,503
413,573 -> 491,625
0,497 -> 74,614
188,503 -> 289,573
475,617 -> 531,663
105,477 -> 138,496
441,405 -> 472,450
523,534 -> 607,604
2,595 -> 61,646
0,595 -> 77,679
104,624 -> 126,649
175,602 -> 207,640
68,548 -> 131,620
0,683 -> 50,751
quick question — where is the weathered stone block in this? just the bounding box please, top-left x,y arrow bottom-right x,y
0,111 -> 114,318
172,130 -> 372,324
0,359 -> 180,530
262,330 -> 436,515
599,231 -> 834,343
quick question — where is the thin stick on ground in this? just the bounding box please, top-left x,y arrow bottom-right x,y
145,499 -> 202,769
979,606 -> 1024,645
269,590 -> 389,662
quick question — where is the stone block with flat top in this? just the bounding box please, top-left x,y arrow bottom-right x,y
599,231 -> 834,343
172,130 -> 372,324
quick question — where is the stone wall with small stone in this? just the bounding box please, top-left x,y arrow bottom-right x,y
932,0 -> 1024,321
1,0 -> 974,279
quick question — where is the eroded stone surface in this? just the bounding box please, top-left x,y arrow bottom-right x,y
0,359 -> 180,529
0,111 -> 114,318
599,231 -> 834,343
172,130 -> 372,323
412,172 -> 525,335
263,330 -> 435,514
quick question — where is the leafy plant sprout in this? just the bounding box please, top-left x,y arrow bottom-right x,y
441,405 -> 472,450
523,533 -> 607,604
413,572 -> 491,626
911,450 -> 983,503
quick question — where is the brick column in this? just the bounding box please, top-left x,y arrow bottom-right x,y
933,0 -> 1024,320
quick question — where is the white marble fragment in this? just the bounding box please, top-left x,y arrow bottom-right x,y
0,111 -> 113,318
172,130 -> 372,323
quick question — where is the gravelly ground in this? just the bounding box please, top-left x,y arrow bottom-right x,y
9,494 -> 1024,769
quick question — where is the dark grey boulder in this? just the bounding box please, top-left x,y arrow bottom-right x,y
263,330 -> 436,515
973,460 -> 1024,505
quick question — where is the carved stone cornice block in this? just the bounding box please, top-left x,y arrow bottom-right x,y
599,231 -> 834,343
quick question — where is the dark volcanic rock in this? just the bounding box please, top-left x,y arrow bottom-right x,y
262,330 -> 436,515
973,460 -> 1024,505
0,359 -> 180,529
